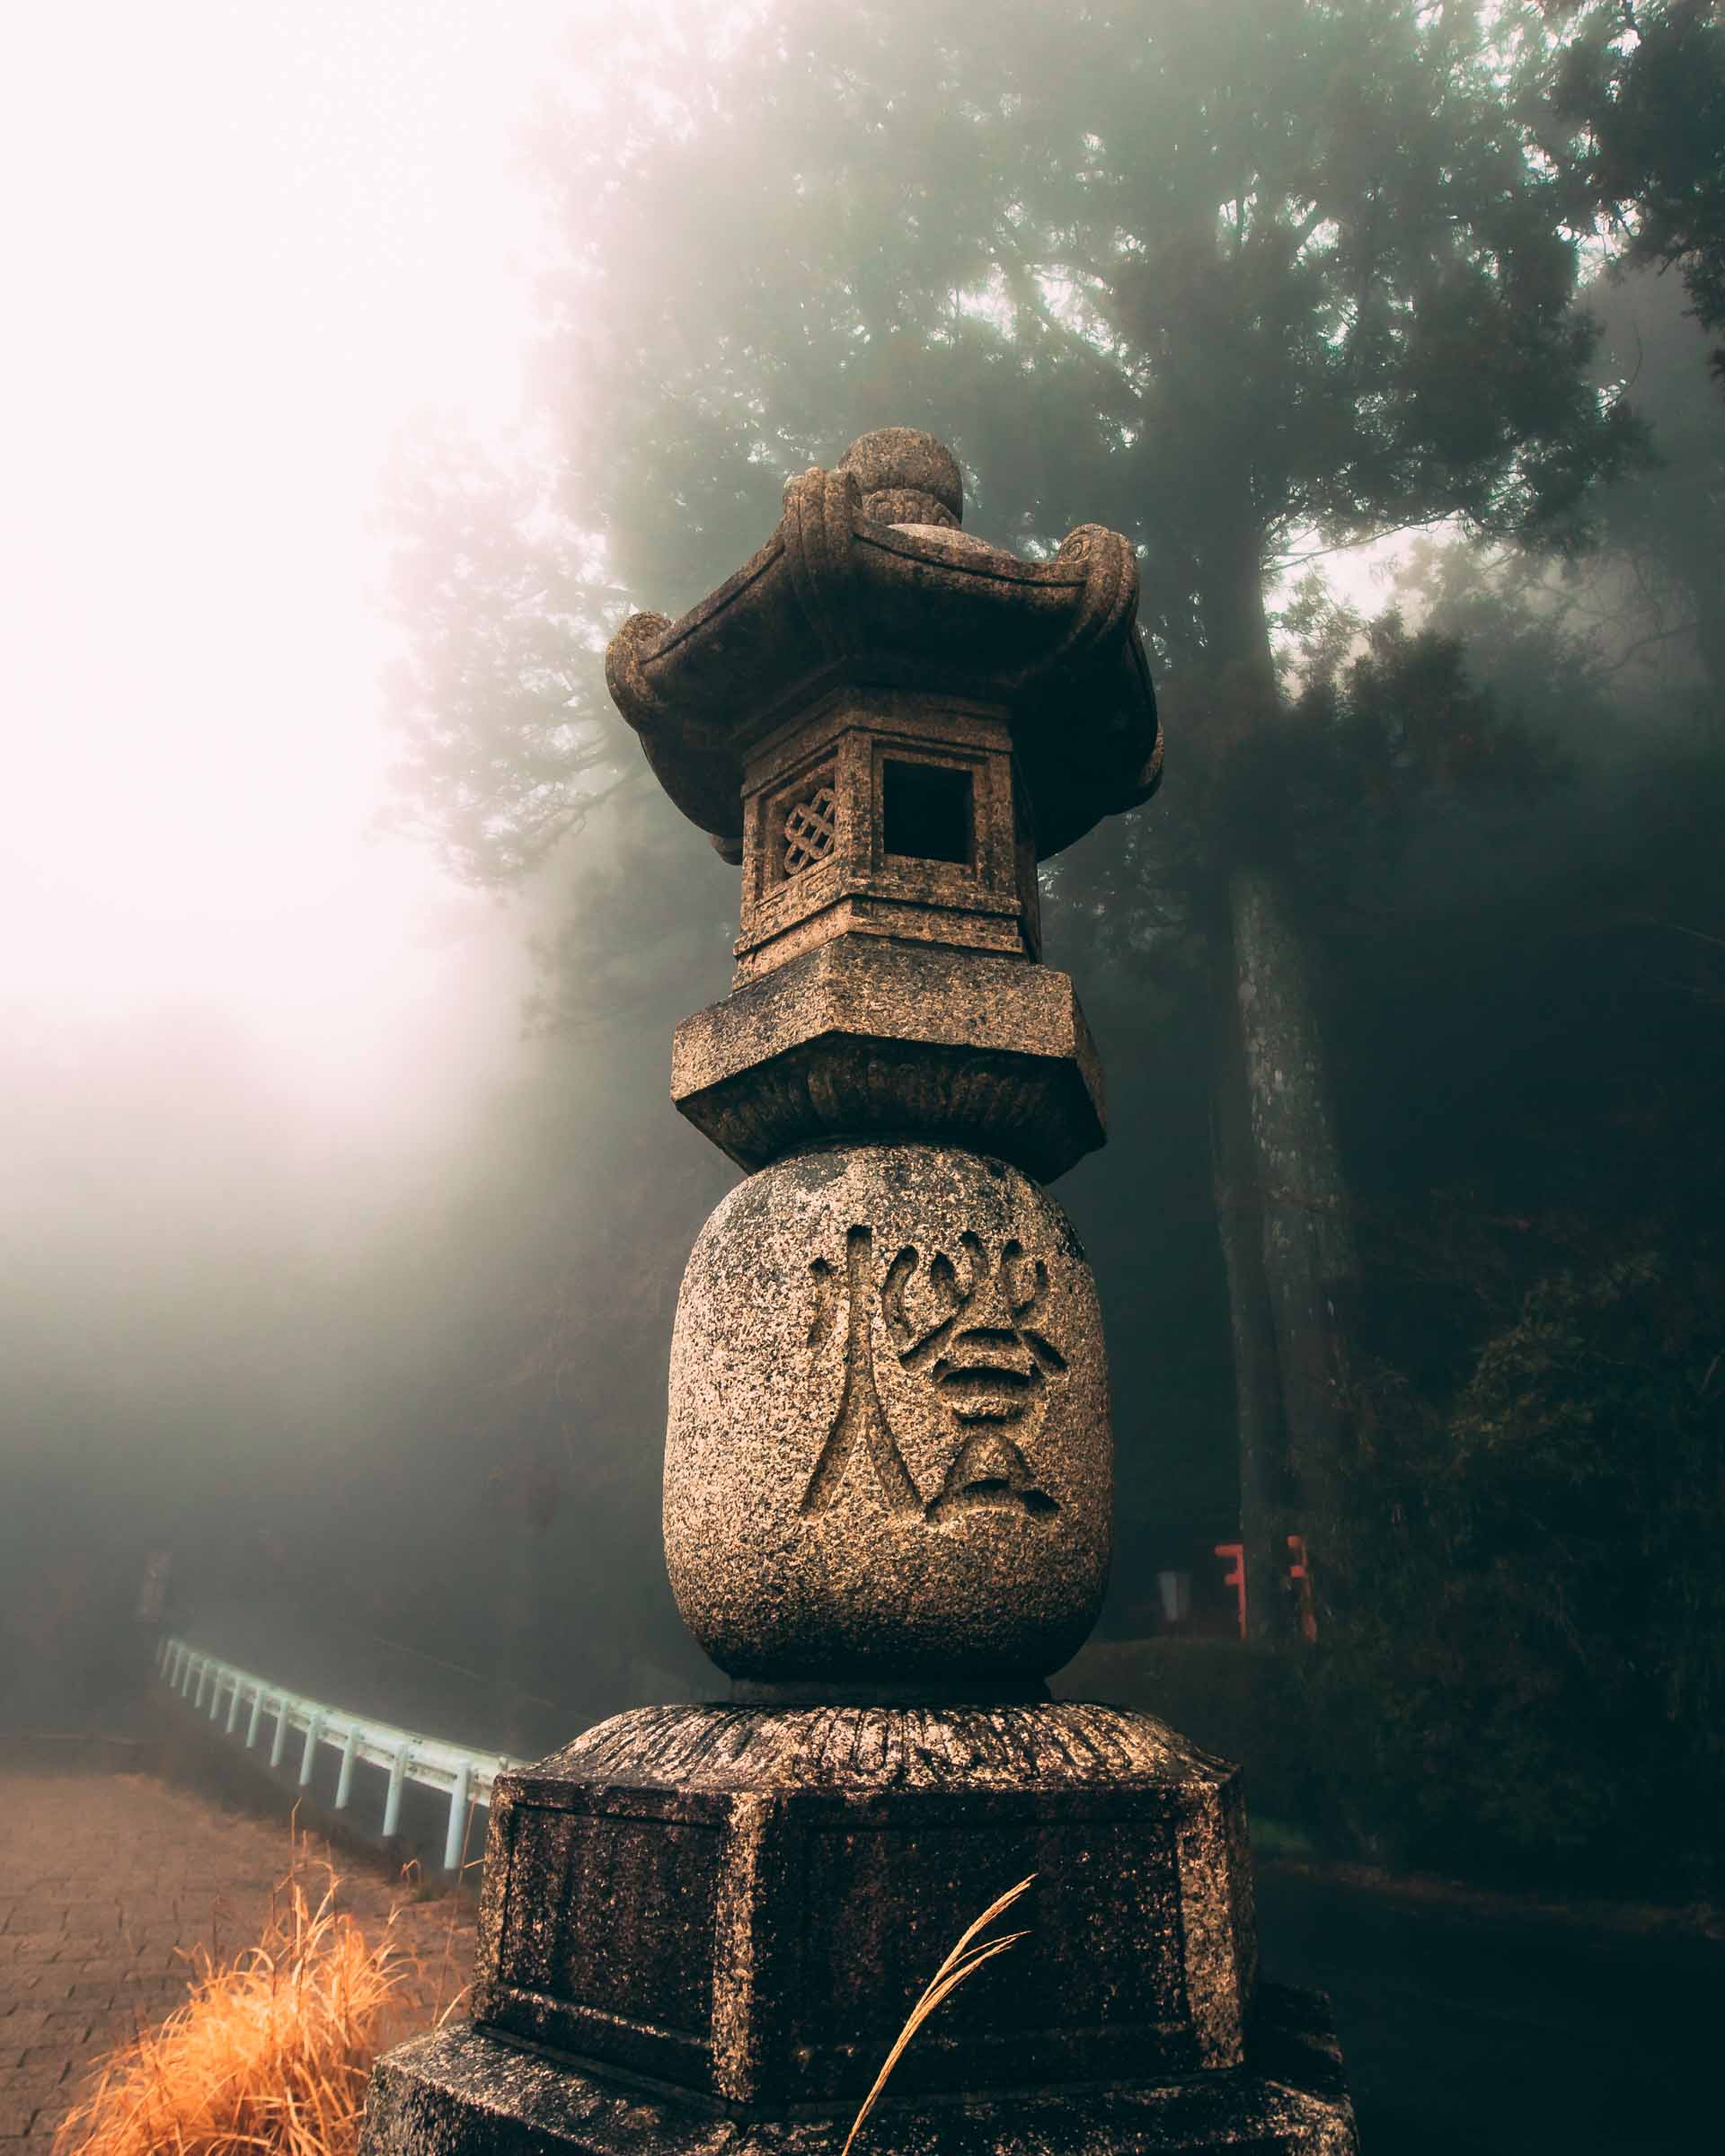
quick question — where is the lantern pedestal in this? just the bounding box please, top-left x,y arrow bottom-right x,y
360,1708 -> 1355,2154
471,1705 -> 1255,2106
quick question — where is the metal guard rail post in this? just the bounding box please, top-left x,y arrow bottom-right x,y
155,1633 -> 517,1873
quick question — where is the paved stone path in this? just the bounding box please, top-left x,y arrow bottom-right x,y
0,1769 -> 476,2147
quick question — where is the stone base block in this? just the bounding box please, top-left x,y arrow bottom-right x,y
360,1983 -> 1358,2154
463,1705 -> 1256,2113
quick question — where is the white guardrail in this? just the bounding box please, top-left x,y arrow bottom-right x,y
156,1635 -> 518,1871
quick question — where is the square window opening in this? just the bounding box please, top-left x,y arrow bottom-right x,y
882,759 -> 972,867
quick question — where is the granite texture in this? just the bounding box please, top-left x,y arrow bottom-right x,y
603,429 -> 1161,865
671,935 -> 1104,1181
665,1144 -> 1110,1683
461,1702 -> 1256,2113
835,425 -> 963,526
359,1984 -> 1357,2154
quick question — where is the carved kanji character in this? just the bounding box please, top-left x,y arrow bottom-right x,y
885,1233 -> 1067,1522
800,1226 -> 922,1516
801,1224 -> 1070,1524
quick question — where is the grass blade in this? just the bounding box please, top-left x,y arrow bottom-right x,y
839,1875 -> 1034,2156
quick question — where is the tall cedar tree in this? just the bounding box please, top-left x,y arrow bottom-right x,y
1583,253 -> 1725,714
387,0 -> 1630,1637
1541,0 -> 1725,384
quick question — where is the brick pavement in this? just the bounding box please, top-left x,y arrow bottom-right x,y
0,1769 -> 477,2147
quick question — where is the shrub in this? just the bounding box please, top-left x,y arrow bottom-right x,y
53,1847 -> 428,2156
1307,1252 -> 1725,1894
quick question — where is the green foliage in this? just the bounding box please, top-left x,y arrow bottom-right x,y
1302,1250 -> 1725,1891
378,423 -> 634,883
1220,539 -> 1725,1891
1459,255 -> 1725,734
1392,535 -> 1620,737
1544,0 -> 1725,379
1052,562 -> 1580,985
519,786 -> 737,1032
386,0 -> 1633,880
1583,264 -> 1725,719
1270,588 -> 1569,882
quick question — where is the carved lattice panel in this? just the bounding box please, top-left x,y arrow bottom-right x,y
782,782 -> 838,878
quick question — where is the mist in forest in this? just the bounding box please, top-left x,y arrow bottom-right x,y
3,0 -> 1720,1898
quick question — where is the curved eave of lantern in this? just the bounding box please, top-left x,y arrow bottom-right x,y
605,465 -> 1163,864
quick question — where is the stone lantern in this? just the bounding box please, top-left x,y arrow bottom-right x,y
360,430 -> 1358,2156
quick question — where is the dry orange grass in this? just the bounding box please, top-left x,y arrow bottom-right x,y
51,1828 -> 463,2156
840,1872 -> 1034,2156
51,1822 -> 1024,2156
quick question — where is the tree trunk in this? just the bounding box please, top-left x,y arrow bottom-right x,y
1686,559 -> 1725,736
1209,937 -> 1299,1643
1228,862 -> 1358,1626
1200,519 -> 1359,1630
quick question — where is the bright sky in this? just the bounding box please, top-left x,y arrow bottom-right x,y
0,2 -> 589,1109
0,2 -> 1416,1129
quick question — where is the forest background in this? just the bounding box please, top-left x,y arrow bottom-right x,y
4,0 -> 1721,1902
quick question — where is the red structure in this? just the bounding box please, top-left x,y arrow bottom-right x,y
1215,1542 -> 1247,1639
1211,1537 -> 1319,1642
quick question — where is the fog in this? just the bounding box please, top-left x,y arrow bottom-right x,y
0,0 -> 617,1739
3,0 -> 1720,1901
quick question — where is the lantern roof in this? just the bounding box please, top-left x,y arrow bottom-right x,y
605,428 -> 1162,864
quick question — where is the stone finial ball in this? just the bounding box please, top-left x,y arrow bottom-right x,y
836,427 -> 964,529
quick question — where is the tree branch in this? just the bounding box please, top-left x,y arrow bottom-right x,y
1597,618 -> 1701,676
